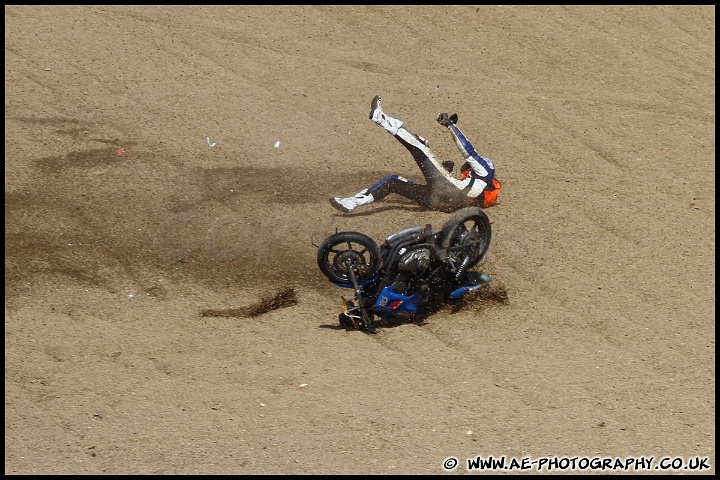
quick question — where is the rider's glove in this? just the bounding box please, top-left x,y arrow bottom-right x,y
436,112 -> 458,126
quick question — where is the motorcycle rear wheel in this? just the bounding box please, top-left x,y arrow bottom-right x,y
439,207 -> 492,268
317,232 -> 381,284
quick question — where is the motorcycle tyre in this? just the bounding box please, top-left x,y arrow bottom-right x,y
439,207 -> 492,269
317,231 -> 381,284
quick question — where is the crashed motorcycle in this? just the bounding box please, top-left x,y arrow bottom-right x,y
316,207 -> 492,333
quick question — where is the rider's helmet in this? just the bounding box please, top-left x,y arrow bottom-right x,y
481,178 -> 501,208
460,162 -> 501,208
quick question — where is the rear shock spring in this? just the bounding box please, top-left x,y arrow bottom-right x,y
455,256 -> 470,281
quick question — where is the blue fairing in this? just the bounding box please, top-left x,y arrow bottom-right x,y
449,273 -> 491,298
372,285 -> 423,318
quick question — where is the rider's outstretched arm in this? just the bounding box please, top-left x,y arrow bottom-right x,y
448,124 -> 478,161
445,122 -> 495,181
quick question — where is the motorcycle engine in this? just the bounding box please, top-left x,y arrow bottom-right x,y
397,248 -> 431,273
393,248 -> 431,295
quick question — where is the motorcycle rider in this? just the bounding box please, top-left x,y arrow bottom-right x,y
330,95 -> 501,214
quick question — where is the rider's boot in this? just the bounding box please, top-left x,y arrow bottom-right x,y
329,188 -> 375,213
369,95 -> 403,135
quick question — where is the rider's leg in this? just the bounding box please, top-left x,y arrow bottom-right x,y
330,174 -> 431,213
366,174 -> 430,205
369,96 -> 453,187
369,95 -> 404,135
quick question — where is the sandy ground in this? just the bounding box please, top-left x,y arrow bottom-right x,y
5,5 -> 715,475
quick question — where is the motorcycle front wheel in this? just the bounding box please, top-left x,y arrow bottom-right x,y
317,232 -> 381,284
439,207 -> 492,268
